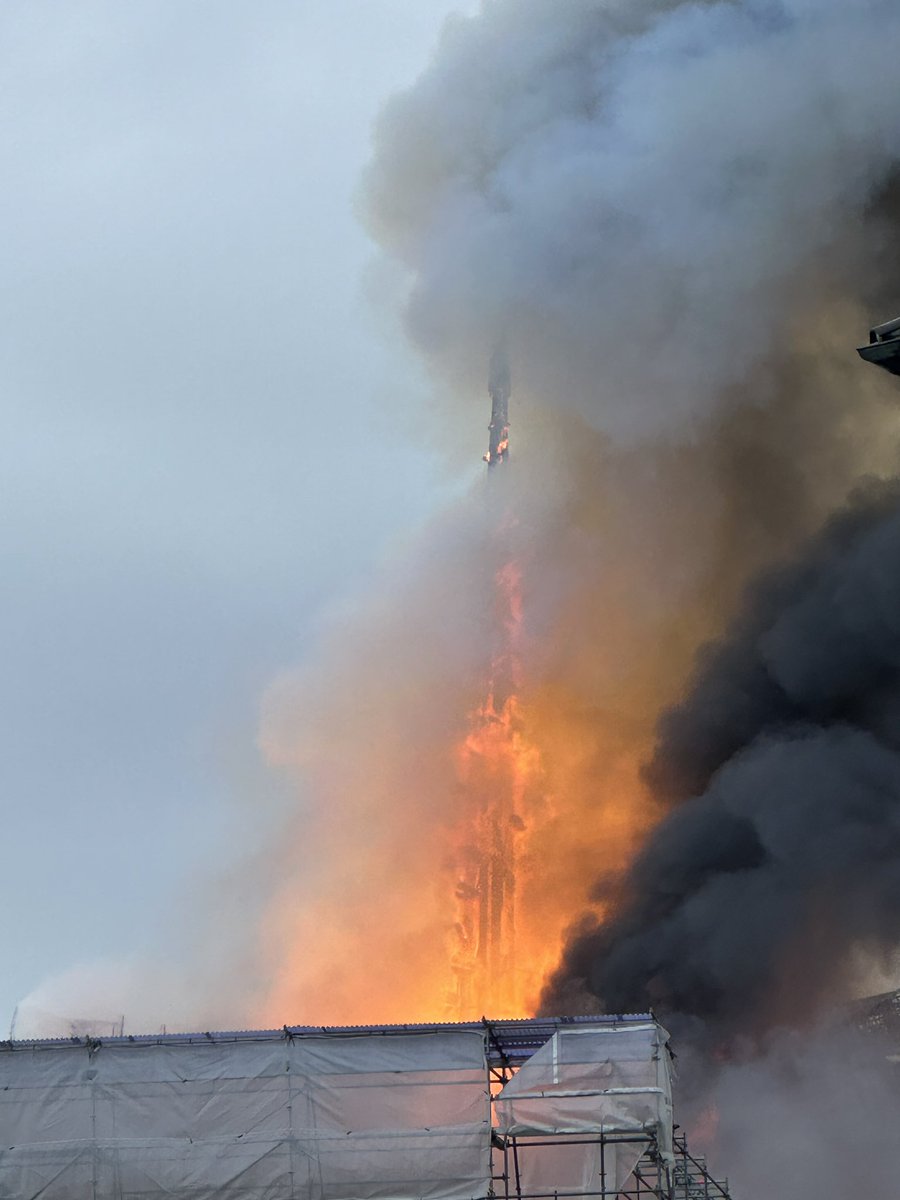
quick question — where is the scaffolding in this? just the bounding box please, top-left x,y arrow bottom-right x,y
0,1013 -> 733,1200
491,1129 -> 730,1200
484,1020 -> 732,1200
493,1021 -> 669,1193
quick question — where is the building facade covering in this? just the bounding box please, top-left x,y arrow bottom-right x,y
0,1016 -> 693,1199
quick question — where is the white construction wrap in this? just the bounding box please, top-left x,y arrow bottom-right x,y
0,1020 -> 675,1198
0,1030 -> 491,1200
494,1022 -> 674,1197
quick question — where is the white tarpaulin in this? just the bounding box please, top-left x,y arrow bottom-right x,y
0,1030 -> 491,1200
494,1022 -> 673,1197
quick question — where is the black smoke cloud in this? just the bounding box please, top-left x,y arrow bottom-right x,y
544,482 -> 900,1032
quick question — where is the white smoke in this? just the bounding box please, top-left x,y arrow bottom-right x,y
698,1022 -> 900,1199
364,0 -> 900,441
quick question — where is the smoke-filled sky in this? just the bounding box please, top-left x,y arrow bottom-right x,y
10,0 -> 900,1061
229,0 -> 900,1042
11,5 -> 900,1195
0,0 -> 482,1033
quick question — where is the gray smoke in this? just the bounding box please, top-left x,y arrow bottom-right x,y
543,482 -> 900,1033
279,4 -> 900,1189
687,1021 -> 900,1200
361,0 -> 900,1037
364,0 -> 900,442
361,0 -> 900,1038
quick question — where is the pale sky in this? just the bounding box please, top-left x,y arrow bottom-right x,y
0,0 -> 479,1032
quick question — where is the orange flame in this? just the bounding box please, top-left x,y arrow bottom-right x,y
445,556 -> 541,1017
254,395 -> 888,1029
257,542 -> 661,1027
256,432 -> 700,1028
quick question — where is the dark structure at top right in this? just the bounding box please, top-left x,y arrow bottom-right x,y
858,316 -> 900,375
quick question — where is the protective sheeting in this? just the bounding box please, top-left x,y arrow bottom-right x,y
0,1030 -> 491,1200
494,1022 -> 673,1197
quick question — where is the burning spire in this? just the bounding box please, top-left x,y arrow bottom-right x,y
483,344 -> 510,466
448,349 -> 539,1017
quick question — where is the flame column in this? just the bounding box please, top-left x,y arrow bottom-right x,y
448,348 -> 537,1017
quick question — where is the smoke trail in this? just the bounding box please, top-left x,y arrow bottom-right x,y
707,1023 -> 900,1200
23,0 -> 900,1051
253,0 -> 900,1025
544,483 -> 900,1033
363,0 -> 900,441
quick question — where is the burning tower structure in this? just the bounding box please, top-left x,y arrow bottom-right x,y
447,349 -> 543,1018
483,345 -> 511,467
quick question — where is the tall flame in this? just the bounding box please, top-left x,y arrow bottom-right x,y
446,557 -> 540,1017
257,428 -> 715,1028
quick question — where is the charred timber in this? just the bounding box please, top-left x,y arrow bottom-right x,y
484,346 -> 510,465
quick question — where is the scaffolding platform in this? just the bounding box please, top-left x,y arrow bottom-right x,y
0,1014 -> 733,1200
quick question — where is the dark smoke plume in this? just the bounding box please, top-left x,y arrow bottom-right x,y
544,482 -> 900,1033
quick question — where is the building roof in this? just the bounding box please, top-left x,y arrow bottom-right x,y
0,1012 -> 655,1068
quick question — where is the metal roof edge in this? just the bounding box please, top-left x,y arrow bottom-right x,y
0,1012 -> 656,1056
